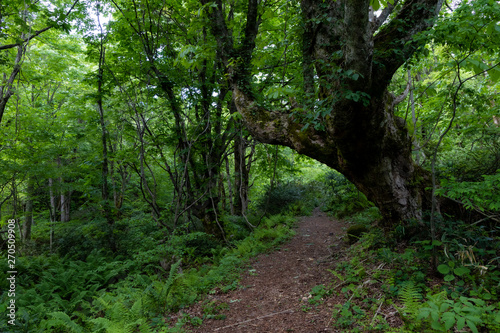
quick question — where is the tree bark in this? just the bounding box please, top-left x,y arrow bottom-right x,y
205,0 -> 445,228
48,178 -> 56,252
233,128 -> 253,216
60,190 -> 71,222
233,128 -> 245,215
96,41 -> 115,228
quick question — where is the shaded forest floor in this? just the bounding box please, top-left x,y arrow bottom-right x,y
170,208 -> 401,332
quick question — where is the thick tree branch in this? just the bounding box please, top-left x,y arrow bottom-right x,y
240,0 -> 260,60
344,0 -> 372,88
373,0 -> 444,92
232,87 -> 339,168
202,0 -> 234,67
372,0 -> 400,32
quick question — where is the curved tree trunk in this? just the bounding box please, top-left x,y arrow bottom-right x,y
204,0 -> 445,228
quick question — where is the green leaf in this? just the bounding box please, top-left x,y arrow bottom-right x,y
430,309 -> 439,322
457,316 -> 466,330
417,308 -> 431,320
488,67 -> 500,82
437,264 -> 450,275
442,312 -> 456,330
466,319 -> 479,333
440,303 -> 451,312
453,267 -> 470,276
431,319 -> 442,330
444,274 -> 455,282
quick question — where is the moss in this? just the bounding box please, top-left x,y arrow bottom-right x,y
346,224 -> 368,244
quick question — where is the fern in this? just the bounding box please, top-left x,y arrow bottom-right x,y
142,259 -> 183,312
164,259 -> 182,297
42,311 -> 85,333
90,296 -> 153,333
397,281 -> 422,320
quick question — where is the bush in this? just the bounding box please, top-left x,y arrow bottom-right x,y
256,181 -> 324,216
223,215 -> 255,241
257,182 -> 304,215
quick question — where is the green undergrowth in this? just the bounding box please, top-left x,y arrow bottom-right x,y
0,214 -> 296,332
256,180 -> 326,216
301,170 -> 500,332
322,171 -> 375,219
313,207 -> 500,332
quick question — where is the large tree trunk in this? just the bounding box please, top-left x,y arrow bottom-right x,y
205,0 -> 445,228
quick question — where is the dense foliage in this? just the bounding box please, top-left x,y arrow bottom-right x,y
1,0 -> 499,331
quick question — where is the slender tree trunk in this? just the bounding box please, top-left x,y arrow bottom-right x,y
96,36 -> 117,252
219,173 -> 226,212
11,179 -> 18,219
109,139 -> 129,214
48,178 -> 56,252
233,132 -> 244,215
0,44 -> 23,124
48,178 -> 57,222
22,177 -> 34,242
60,190 -> 71,222
240,142 -> 254,215
225,156 -> 234,215
0,189 -> 14,223
233,122 -> 253,216
97,43 -> 115,227
112,164 -> 129,212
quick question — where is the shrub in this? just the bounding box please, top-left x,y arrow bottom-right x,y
257,182 -> 304,215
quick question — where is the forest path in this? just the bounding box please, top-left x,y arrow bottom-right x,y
184,208 -> 347,332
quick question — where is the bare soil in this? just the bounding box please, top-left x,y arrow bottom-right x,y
179,208 -> 353,332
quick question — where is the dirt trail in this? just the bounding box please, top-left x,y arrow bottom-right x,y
185,209 -> 348,332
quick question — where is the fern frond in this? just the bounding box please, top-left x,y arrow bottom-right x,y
164,259 -> 183,293
397,281 -> 422,320
90,315 -> 135,333
89,317 -> 113,331
45,311 -> 85,333
130,297 -> 144,318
